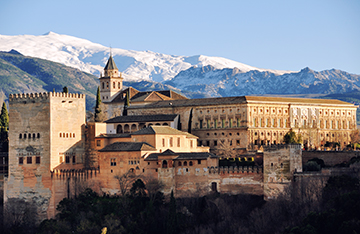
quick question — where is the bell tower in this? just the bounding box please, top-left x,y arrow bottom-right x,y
99,55 -> 123,102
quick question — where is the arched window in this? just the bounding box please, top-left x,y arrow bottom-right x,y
37,133 -> 40,138
19,133 -> 22,139
33,133 -> 36,138
178,161 -> 182,166
184,161 -> 187,166
106,82 -> 109,88
73,133 -> 75,138
162,160 -> 168,168
124,124 -> 130,133
60,133 -> 62,137
131,124 -> 137,132
102,82 -> 105,89
28,133 -> 31,138
24,134 -> 27,139
189,161 -> 193,166
117,125 -> 123,134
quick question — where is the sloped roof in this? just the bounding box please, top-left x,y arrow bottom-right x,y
129,95 -> 355,109
95,133 -> 131,138
144,151 -> 218,161
104,55 -> 118,70
98,142 -> 155,152
105,114 -> 178,123
132,126 -> 198,138
110,87 -> 188,104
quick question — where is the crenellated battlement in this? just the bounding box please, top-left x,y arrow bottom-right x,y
9,92 -> 50,101
50,92 -> 85,99
208,165 -> 263,174
9,92 -> 85,102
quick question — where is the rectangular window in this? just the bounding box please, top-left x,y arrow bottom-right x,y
214,140 -> 217,146
162,138 -> 165,147
170,137 -> 173,147
278,119 -> 281,128
19,157 -> 23,165
27,156 -> 32,164
96,140 -> 101,147
236,140 -> 240,146
222,119 -> 225,128
111,158 -> 116,166
36,156 -> 40,164
253,118 -> 256,127
198,159 -> 201,164
266,119 -> 269,127
72,155 -> 76,164
214,120 -> 218,129
237,118 -> 241,127
272,119 -> 275,127
65,156 -> 70,164
190,140 -> 193,148
229,118 -> 233,128
207,119 -> 210,129
60,156 -> 63,163
199,120 -> 203,129
177,137 -> 180,147
284,119 -> 287,128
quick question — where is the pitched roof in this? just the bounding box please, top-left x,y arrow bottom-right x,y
99,142 -> 155,152
128,95 -> 356,109
104,55 -> 118,70
95,133 -> 131,138
105,114 -> 178,123
110,87 -> 188,104
144,151 -> 218,161
132,126 -> 198,138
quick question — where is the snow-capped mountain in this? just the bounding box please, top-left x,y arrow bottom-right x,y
165,66 -> 360,97
0,32 -> 293,82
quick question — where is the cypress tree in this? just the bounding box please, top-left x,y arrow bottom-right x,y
123,90 -> 129,116
62,86 -> 68,93
0,102 -> 9,132
94,86 -> 102,122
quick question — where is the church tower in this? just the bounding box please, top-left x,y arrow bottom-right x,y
99,55 -> 123,102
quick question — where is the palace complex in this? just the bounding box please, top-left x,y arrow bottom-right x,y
3,56 -> 358,220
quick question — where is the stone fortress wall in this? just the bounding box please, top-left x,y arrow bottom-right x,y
5,92 -> 86,220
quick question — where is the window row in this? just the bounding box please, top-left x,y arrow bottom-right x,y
102,81 -> 122,90
59,133 -> 76,138
199,108 -> 243,114
201,139 -> 240,147
162,160 -> 202,168
19,133 -> 40,139
206,132 -> 241,136
253,118 -> 288,128
19,156 -> 40,165
60,155 -> 76,164
199,118 -> 242,129
162,137 -> 182,147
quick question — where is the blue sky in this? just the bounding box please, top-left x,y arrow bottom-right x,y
1,0 -> 359,74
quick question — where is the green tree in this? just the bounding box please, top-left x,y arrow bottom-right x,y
62,86 -> 68,93
284,130 -> 302,144
0,102 -> 9,132
94,86 -> 102,122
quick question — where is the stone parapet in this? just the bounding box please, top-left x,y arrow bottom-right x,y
209,166 -> 263,174
9,92 -> 85,102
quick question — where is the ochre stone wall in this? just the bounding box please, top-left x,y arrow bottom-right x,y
302,151 -> 360,166
5,92 -> 86,220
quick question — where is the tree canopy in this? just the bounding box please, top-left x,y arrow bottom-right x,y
0,102 -> 9,132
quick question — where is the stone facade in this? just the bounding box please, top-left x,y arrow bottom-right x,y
4,92 -> 86,220
4,56 -> 358,222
